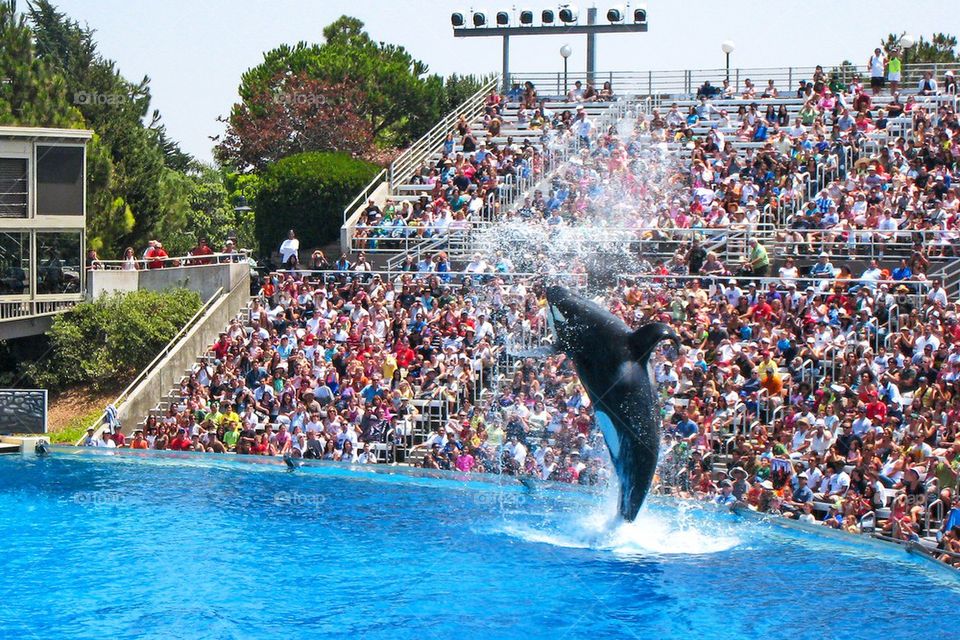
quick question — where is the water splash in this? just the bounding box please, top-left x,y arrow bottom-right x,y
490,488 -> 742,557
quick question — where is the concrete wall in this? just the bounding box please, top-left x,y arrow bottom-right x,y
87,262 -> 249,302
112,272 -> 250,432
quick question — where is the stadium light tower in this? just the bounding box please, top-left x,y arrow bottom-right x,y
451,5 -> 649,91
721,40 -> 736,82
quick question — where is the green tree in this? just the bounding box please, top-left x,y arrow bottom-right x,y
0,0 -> 82,127
441,73 -> 496,114
255,151 -> 378,255
28,0 -> 194,257
26,288 -> 202,391
882,32 -> 958,64
163,165 -> 258,256
232,16 -> 447,153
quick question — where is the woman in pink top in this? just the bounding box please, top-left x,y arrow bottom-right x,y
456,448 -> 476,472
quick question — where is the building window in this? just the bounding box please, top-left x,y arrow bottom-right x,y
37,146 -> 84,216
0,158 -> 28,218
0,232 -> 30,296
36,232 -> 81,295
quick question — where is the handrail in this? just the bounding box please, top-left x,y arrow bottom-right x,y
342,168 -> 387,223
78,286 -> 226,444
388,75 -> 501,189
90,250 -> 250,270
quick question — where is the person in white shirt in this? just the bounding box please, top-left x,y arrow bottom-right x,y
810,423 -> 834,456
574,107 -> 593,146
278,230 -> 299,268
851,406 -> 872,437
858,259 -> 883,290
357,443 -> 378,464
868,48 -> 887,95
927,279 -> 948,307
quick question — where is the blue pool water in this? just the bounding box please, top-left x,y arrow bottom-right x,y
0,449 -> 957,640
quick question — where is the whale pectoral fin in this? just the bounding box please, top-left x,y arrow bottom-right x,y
627,323 -> 680,364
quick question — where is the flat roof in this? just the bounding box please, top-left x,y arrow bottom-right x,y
0,126 -> 93,141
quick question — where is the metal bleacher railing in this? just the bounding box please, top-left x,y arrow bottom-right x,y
389,75 -> 502,190
507,62 -> 959,99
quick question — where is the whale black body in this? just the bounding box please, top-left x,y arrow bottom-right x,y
545,286 -> 677,521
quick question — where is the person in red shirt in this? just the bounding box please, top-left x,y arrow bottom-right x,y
213,332 -> 231,360
111,425 -> 126,448
145,242 -> 169,269
169,428 -> 191,451
395,339 -> 416,369
191,237 -> 214,265
748,298 -> 774,322
865,391 -> 887,422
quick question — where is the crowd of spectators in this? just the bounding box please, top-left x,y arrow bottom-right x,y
86,58 -> 960,566
350,88 -> 604,250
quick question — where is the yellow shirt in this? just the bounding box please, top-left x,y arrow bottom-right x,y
382,354 -> 398,381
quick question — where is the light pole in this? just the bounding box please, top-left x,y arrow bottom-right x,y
560,44 -> 572,95
721,40 -> 736,83
900,34 -> 915,82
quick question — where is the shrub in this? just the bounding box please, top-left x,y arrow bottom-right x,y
27,288 -> 202,391
255,151 -> 379,255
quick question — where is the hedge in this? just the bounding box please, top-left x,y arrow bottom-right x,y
27,288 -> 202,391
255,151 -> 380,255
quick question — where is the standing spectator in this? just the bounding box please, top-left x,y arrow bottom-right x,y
145,241 -> 168,269
744,238 -> 770,277
868,47 -> 887,95
887,49 -> 902,94
191,237 -> 214,266
86,249 -> 103,270
121,247 -> 138,271
279,230 -> 299,268
574,106 -> 593,148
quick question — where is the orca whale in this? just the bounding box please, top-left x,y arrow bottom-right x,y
544,286 -> 678,521
283,453 -> 302,470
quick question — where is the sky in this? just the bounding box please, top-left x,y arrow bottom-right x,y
49,0 -> 955,163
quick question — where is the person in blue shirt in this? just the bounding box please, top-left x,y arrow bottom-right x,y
715,480 -> 737,506
891,259 -> 913,281
789,475 -> 815,508
277,335 -> 293,360
674,411 -> 698,442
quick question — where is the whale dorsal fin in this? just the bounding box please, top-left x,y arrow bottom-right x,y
627,323 -> 679,364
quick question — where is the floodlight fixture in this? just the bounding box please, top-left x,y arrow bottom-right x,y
559,5 -> 578,23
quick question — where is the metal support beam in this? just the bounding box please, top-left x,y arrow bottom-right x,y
502,35 -> 510,92
586,8 -> 597,87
